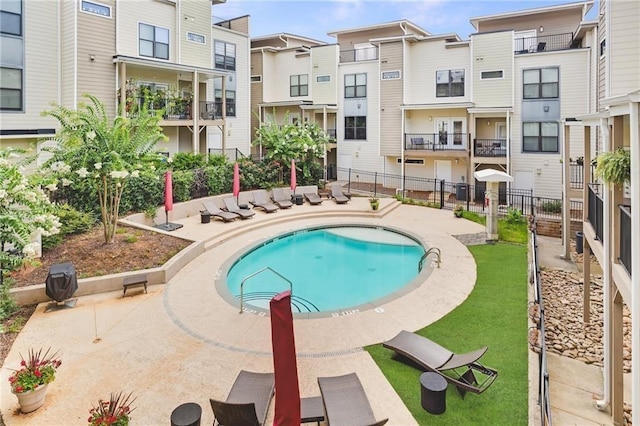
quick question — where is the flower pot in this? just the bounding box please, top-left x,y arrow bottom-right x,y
370,202 -> 379,211
13,383 -> 49,413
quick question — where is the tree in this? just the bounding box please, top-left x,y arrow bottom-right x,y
253,112 -> 329,184
44,95 -> 167,244
0,148 -> 60,289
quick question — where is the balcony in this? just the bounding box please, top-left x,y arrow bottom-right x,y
569,160 -> 597,190
326,128 -> 336,142
514,32 -> 577,55
588,183 -> 603,241
405,133 -> 469,151
619,205 -> 631,276
474,139 -> 506,157
199,101 -> 223,120
339,47 -> 378,63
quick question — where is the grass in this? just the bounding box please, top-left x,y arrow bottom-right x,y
461,209 -> 528,244
366,243 -> 529,425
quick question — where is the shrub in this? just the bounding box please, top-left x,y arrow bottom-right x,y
171,152 -> 205,171
119,172 -> 163,214
0,280 -> 17,322
42,204 -> 96,250
205,165 -> 232,195
505,207 -> 525,224
171,170 -> 195,202
206,154 -> 227,167
540,200 -> 562,213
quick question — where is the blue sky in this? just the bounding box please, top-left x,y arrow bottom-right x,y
212,0 -> 597,43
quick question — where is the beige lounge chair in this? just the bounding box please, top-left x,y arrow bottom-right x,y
202,201 -> 240,223
223,197 -> 255,219
383,330 -> 498,397
210,370 -> 275,426
317,373 -> 388,426
303,192 -> 323,205
271,187 -> 293,209
250,190 -> 279,213
330,183 -> 349,204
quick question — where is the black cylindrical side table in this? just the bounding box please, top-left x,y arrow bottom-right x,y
292,194 -> 304,205
200,211 -> 211,224
420,372 -> 447,414
171,402 -> 202,426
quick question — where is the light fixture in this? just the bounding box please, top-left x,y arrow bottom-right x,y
429,116 -> 433,121
455,158 -> 459,164
543,106 -> 550,112
536,168 -> 542,175
487,120 -> 491,126
539,26 -> 544,32
89,54 -> 95,61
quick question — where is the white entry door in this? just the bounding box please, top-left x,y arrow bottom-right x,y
208,132 -> 222,150
434,160 -> 452,182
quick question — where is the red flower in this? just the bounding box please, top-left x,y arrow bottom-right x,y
15,385 -> 24,393
34,370 -> 42,378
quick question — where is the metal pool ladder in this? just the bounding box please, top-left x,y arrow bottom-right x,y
418,247 -> 441,272
239,267 -> 292,314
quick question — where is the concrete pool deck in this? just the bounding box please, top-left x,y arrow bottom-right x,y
0,197 -> 485,425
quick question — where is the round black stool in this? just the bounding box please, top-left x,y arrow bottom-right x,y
171,402 -> 202,426
420,372 -> 447,415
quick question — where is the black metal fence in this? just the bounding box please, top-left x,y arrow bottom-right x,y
619,205 -> 631,276
587,184 -> 603,241
531,224 -> 552,425
514,32 -> 576,54
339,167 -> 582,219
208,148 -> 246,161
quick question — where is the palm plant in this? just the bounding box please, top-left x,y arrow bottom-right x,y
44,94 -> 167,243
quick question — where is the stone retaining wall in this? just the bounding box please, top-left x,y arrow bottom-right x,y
535,217 -> 583,238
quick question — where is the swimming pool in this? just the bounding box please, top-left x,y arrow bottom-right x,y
222,225 -> 428,315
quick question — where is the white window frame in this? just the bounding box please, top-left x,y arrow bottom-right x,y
186,32 -> 205,44
316,75 -> 331,83
396,158 -> 424,165
381,70 -> 401,80
80,0 -> 111,18
251,75 -> 262,83
138,22 -> 170,60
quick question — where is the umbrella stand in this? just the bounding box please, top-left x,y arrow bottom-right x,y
155,171 -> 184,232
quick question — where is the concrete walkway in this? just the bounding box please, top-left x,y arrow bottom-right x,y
0,199 -> 485,425
532,235 -> 631,426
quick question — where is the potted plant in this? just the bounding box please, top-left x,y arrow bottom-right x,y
369,196 -> 380,211
453,204 -> 464,218
88,391 -> 136,426
595,148 -> 630,186
8,348 -> 62,413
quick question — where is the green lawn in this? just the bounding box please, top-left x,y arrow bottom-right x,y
366,243 -> 529,425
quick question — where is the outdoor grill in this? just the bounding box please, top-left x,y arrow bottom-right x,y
45,262 -> 78,304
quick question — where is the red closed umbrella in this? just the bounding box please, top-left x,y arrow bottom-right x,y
290,159 -> 296,192
233,162 -> 240,202
270,290 -> 301,425
155,170 -> 182,231
164,170 -> 174,213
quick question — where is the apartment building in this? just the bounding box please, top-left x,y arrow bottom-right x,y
560,0 -> 639,423
0,0 -> 251,164
248,2 -> 595,200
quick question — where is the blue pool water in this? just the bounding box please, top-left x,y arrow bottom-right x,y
225,226 -> 426,313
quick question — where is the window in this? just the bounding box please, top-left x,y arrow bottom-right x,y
523,68 -> 558,99
316,75 -> 330,83
80,1 -> 111,18
397,158 -> 424,165
290,74 -> 308,97
215,89 -> 235,117
436,69 -> 464,97
345,116 -> 366,140
1,0 -> 21,36
214,41 -> 235,70
600,39 -> 606,56
0,67 -> 22,110
523,122 -> 559,152
481,70 -> 503,79
139,23 -> 169,60
251,75 -> 262,83
345,73 -> 366,98
187,32 -> 205,44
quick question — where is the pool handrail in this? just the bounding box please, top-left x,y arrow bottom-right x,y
239,267 -> 293,314
419,247 -> 441,271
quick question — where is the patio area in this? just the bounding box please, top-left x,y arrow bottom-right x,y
0,197 -> 485,425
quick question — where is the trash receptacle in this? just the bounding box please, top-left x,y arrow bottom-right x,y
456,183 -> 468,201
200,211 -> 211,224
576,231 -> 584,254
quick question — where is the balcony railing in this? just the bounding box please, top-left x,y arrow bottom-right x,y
514,32 -> 577,55
405,133 -> 469,151
326,128 -> 336,141
588,183 -> 603,241
474,139 -> 507,157
619,205 -> 631,276
199,101 -> 223,120
569,161 -> 597,189
339,47 -> 378,63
